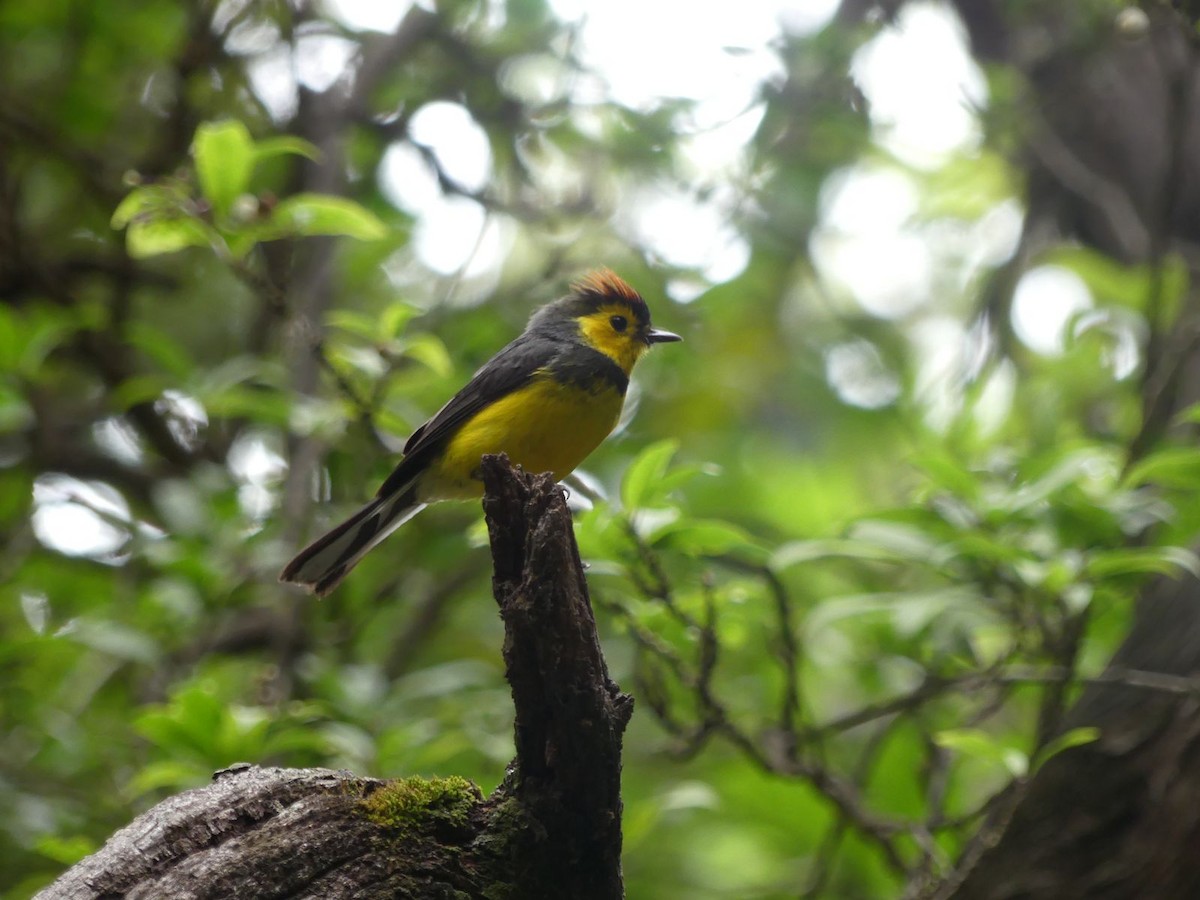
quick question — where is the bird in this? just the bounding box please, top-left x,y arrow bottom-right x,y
280,269 -> 681,596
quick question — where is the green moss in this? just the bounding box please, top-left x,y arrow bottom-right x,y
361,775 -> 481,835
479,794 -> 537,845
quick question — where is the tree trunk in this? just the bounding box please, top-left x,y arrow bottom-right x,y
35,456 -> 632,900
948,572 -> 1200,899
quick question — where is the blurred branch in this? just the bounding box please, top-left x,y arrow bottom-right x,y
1026,118 -> 1151,261
279,3 -> 439,540
311,338 -> 380,434
383,554 -> 490,679
352,8 -> 439,110
605,506 -> 1200,892
721,556 -> 806,736
1127,11 -> 1200,465
1126,305 -> 1200,467
271,5 -> 444,699
137,1 -> 227,178
0,104 -> 121,201
607,520 -> 910,875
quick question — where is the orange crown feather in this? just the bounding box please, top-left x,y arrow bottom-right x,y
572,268 -> 643,303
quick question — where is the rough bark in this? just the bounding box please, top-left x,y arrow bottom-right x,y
35,457 -> 632,900
32,765 -> 483,900
481,454 -> 635,899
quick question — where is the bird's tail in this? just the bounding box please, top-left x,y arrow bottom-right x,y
280,480 -> 426,597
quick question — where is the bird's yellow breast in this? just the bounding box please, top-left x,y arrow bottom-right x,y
418,371 -> 625,501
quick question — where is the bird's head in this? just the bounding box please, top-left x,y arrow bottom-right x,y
535,269 -> 681,374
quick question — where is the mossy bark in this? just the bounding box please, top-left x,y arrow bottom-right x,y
36,457 -> 632,900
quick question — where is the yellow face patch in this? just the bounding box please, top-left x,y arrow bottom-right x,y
576,303 -> 649,374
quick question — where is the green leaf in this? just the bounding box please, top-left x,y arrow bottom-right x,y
1124,446 -> 1200,490
1049,245 -> 1188,315
109,192 -> 147,230
911,451 -> 982,501
0,383 -> 32,433
327,309 -> 382,341
934,728 -> 1028,777
34,834 -> 97,866
1085,546 -> 1200,579
807,586 -> 980,638
919,151 -> 1017,219
771,520 -> 955,572
653,519 -> 760,557
253,135 -> 320,164
112,182 -> 217,257
111,184 -> 178,229
127,759 -> 208,795
1032,727 -> 1101,773
18,309 -> 72,376
262,729 -> 329,759
403,334 -> 452,376
59,618 -> 159,664
0,306 -> 19,370
953,531 -> 1032,566
270,194 -> 388,240
202,386 -> 290,425
193,354 -> 266,394
990,450 -> 1118,514
621,439 -> 679,510
850,519 -> 955,563
111,375 -> 168,409
135,685 -> 225,759
125,322 -> 196,378
380,301 -> 418,339
771,537 -> 915,571
224,231 -> 259,260
193,120 -> 255,217
126,217 -> 216,258
654,462 -> 716,497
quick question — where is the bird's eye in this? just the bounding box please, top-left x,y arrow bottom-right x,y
610,315 -> 628,333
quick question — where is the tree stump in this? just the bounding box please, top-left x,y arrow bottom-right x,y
36,455 -> 633,900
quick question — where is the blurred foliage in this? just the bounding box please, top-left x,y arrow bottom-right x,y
2,0 -> 1197,898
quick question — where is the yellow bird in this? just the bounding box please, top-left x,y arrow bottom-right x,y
281,270 -> 681,595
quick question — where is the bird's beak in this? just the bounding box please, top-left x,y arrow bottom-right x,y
646,327 -> 682,344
